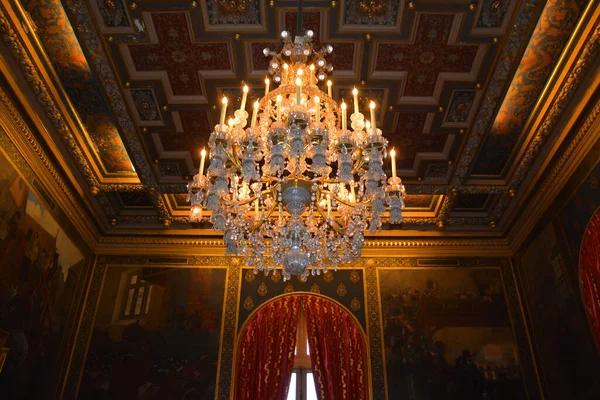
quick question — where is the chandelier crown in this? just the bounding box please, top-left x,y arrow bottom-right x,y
188,27 -> 406,282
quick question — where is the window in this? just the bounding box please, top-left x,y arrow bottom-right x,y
287,307 -> 318,400
121,272 -> 154,318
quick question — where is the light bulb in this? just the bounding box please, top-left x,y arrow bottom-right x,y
306,30 -> 314,37
284,49 -> 292,56
263,47 -> 270,56
281,30 -> 289,38
326,45 -> 333,53
303,49 -> 311,56
317,59 -> 325,67
318,73 -> 325,81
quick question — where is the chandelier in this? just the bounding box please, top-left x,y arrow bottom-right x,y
188,21 -> 405,281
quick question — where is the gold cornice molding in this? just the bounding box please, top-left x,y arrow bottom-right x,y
93,237 -> 512,257
509,98 -> 600,251
0,84 -> 102,251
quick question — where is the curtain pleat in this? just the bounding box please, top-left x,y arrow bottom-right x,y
303,295 -> 368,400
234,295 -> 301,400
581,211 -> 600,350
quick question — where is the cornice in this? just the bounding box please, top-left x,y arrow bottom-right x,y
0,85 -> 100,252
508,98 -> 600,251
93,236 -> 512,257
491,7 -> 600,231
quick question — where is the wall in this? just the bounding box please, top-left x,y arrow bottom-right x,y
516,143 -> 600,399
0,147 -> 89,398
67,255 -> 540,400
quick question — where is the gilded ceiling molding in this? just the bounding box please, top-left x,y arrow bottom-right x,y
509,99 -> 600,250
504,21 -> 600,191
468,9 -> 600,234
492,17 -> 600,226
0,85 -> 101,249
451,0 -> 544,188
93,237 -> 512,258
0,7 -> 99,188
62,0 -> 157,186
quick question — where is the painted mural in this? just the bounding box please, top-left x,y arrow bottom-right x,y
379,268 -> 525,400
0,150 -> 85,398
520,222 -> 600,399
79,267 -> 226,399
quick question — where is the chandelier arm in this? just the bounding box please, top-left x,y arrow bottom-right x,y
250,203 -> 276,232
314,197 -> 344,234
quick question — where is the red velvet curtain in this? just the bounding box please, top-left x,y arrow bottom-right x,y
580,210 -> 600,350
235,295 -> 301,400
303,295 -> 368,400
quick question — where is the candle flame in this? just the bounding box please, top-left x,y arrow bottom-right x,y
352,87 -> 358,95
341,101 -> 347,110
390,148 -> 396,157
265,77 -> 270,84
222,96 -> 228,104
369,101 -> 376,109
314,96 -> 320,103
327,80 -> 332,87
253,100 -> 259,109
242,85 -> 249,93
201,147 -> 207,157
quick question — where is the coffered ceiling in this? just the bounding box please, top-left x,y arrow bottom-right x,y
0,0 -> 598,243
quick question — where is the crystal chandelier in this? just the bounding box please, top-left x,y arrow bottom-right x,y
188,22 -> 405,281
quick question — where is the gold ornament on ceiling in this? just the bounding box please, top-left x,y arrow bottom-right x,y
217,0 -> 247,15
358,0 -> 386,18
337,282 -> 347,297
310,283 -> 320,293
323,270 -> 334,283
350,270 -> 361,283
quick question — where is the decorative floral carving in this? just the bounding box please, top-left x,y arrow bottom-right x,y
336,282 -> 347,297
310,283 -> 320,293
350,270 -> 361,283
243,269 -> 255,283
257,282 -> 268,297
350,297 -> 361,311
243,296 -> 254,311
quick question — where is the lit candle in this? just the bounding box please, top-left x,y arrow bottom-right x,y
264,78 -> 270,96
390,148 -> 397,178
283,63 -> 289,83
199,147 -> 207,175
251,100 -> 259,128
240,85 -> 249,111
341,101 -> 347,130
352,87 -> 359,114
309,64 -> 315,84
369,101 -> 377,134
327,194 -> 331,219
314,96 -> 320,121
327,80 -> 332,97
350,184 -> 356,203
228,117 -> 235,131
220,96 -> 228,126
276,94 -> 282,122
296,77 -> 302,105
366,120 -> 371,131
